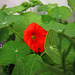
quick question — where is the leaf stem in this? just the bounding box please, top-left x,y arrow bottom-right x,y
40,51 -> 46,57
7,26 -> 23,39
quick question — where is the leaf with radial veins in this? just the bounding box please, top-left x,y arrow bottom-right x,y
0,41 -> 30,65
0,27 -> 9,42
45,30 -> 61,64
50,6 -> 71,20
12,54 -> 51,75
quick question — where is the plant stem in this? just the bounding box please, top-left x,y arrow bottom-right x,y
40,51 -> 46,57
62,34 -> 75,50
7,26 -> 23,39
65,44 -> 72,58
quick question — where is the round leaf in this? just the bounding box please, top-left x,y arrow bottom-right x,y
0,41 -> 30,65
50,6 -> 71,20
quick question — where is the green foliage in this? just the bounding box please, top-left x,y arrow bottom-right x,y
0,41 -> 30,65
0,27 -> 9,42
45,30 -> 61,64
41,21 -> 75,37
38,3 -> 58,14
50,6 -> 71,20
0,2 -> 75,75
65,23 -> 75,37
42,53 -> 55,65
4,6 -> 24,15
68,0 -> 75,12
12,54 -> 51,75
41,21 -> 64,31
42,15 -> 54,24
0,11 -> 24,28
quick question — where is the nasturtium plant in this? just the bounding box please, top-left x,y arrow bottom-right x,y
0,0 -> 75,75
0,41 -> 30,65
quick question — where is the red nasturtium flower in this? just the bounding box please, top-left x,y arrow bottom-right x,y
23,22 -> 47,53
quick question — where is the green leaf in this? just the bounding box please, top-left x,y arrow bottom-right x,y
0,11 -> 24,28
4,6 -> 24,15
0,4 -> 7,10
41,21 -> 65,31
38,3 -> 58,14
38,5 -> 48,12
12,54 -> 51,75
68,0 -> 75,12
42,53 -> 55,65
50,6 -> 71,20
47,4 -> 58,14
0,27 -> 9,42
0,41 -> 30,65
45,30 -> 61,64
41,21 -> 75,37
0,11 -> 8,28
61,37 -> 74,62
65,23 -> 75,37
42,15 -> 54,24
13,12 -> 42,36
21,1 -> 29,7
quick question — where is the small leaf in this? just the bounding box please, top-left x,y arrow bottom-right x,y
0,41 -> 30,65
45,30 -> 61,64
50,6 -> 71,20
68,0 -> 75,12
4,6 -> 24,15
0,27 -> 9,42
38,3 -> 58,14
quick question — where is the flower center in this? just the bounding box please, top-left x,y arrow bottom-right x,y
31,35 -> 36,40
